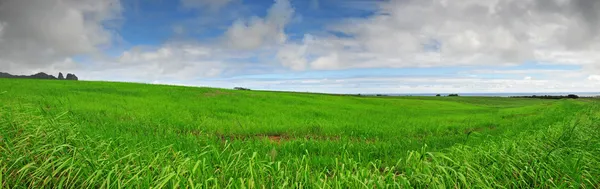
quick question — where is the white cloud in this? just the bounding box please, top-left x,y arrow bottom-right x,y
468,69 -> 560,75
310,53 -> 341,70
276,34 -> 316,71
186,74 -> 600,94
53,42 -> 226,82
0,0 -> 122,74
277,44 -> 308,71
276,0 -> 600,71
112,44 -> 223,80
223,0 -> 294,50
588,75 -> 600,81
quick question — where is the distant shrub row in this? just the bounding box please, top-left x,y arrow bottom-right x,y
347,94 -> 462,97
510,94 -> 579,99
234,87 -> 251,91
434,94 -> 459,97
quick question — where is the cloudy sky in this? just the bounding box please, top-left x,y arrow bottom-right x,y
1,0 -> 600,94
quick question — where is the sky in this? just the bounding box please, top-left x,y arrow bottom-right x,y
1,0 -> 600,94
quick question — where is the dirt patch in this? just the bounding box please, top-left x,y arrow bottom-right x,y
174,129 -> 203,137
464,127 -> 485,134
501,112 -> 539,119
216,133 -> 366,144
118,116 -> 135,121
188,130 -> 202,136
303,135 -> 341,141
202,90 -> 233,97
464,125 -> 497,134
215,134 -> 286,143
261,134 -> 288,143
267,135 -> 282,142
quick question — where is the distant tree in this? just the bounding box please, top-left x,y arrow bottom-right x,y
0,72 -> 12,78
435,94 -> 441,96
448,94 -> 459,97
567,94 -> 579,99
510,94 -> 581,99
58,72 -> 65,80
234,87 -> 250,90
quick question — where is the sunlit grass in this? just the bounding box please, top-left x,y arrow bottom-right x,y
1,78 -> 599,188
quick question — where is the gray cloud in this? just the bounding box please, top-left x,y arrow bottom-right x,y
0,0 -> 122,74
276,0 -> 600,71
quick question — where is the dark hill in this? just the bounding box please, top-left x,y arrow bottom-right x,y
0,72 -> 78,80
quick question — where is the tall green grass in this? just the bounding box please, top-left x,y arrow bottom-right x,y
1,79 -> 599,188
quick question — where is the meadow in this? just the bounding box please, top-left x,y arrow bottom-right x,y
1,78 -> 599,188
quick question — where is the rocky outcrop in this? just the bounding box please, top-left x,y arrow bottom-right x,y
0,72 -> 78,81
65,73 -> 78,81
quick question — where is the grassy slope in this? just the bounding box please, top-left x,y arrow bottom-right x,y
1,78 -> 599,188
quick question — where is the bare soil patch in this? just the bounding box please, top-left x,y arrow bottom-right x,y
501,112 -> 539,119
216,133 -> 370,144
464,125 -> 497,134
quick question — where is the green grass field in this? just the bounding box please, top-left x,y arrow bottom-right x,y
1,78 -> 599,188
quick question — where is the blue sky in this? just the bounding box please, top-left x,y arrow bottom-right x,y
117,0 -> 371,46
1,0 -> 600,93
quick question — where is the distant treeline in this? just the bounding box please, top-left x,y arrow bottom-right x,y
0,72 -> 78,80
234,87 -> 251,91
352,94 -> 461,97
340,93 -> 594,99
509,94 -> 580,99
